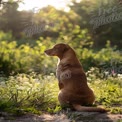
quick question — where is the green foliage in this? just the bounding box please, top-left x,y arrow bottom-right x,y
0,0 -> 122,48
47,105 -> 62,114
89,75 -> 122,113
0,0 -> 122,116
0,32 -> 121,75
0,39 -> 53,75
86,67 -> 122,114
0,31 -> 13,41
78,41 -> 122,71
110,107 -> 122,114
0,73 -> 59,114
0,73 -> 122,114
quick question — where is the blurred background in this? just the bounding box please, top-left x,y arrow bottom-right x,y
0,0 -> 122,75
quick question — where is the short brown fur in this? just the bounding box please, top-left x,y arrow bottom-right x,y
45,43 -> 107,112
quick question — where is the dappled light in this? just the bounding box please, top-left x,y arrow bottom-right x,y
0,0 -> 122,121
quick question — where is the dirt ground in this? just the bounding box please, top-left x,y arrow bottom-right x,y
0,111 -> 122,122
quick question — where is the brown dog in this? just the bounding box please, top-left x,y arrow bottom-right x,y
45,43 -> 106,112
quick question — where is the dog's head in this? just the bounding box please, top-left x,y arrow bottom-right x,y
44,43 -> 70,58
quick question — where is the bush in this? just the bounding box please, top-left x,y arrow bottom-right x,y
0,31 -> 121,76
78,41 -> 122,72
0,39 -> 122,76
0,41 -> 52,75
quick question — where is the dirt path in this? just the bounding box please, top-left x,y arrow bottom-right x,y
0,111 -> 122,122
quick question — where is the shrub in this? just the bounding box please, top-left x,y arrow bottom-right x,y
0,41 -> 50,75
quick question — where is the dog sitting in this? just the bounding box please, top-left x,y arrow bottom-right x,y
45,43 -> 107,112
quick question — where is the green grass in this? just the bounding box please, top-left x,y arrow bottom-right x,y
90,78 -> 122,114
0,73 -> 59,115
0,72 -> 122,115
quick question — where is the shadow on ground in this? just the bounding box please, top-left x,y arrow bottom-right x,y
0,110 -> 122,122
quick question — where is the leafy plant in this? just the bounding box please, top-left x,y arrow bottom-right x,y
0,73 -> 59,114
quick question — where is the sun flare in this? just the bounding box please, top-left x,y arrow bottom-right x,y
18,0 -> 71,12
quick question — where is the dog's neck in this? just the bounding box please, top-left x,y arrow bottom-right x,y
58,48 -> 76,60
58,48 -> 81,66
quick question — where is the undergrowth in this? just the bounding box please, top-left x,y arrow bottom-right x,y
0,73 -> 59,115
0,71 -> 122,115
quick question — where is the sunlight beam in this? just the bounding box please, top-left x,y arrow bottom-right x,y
18,0 -> 71,11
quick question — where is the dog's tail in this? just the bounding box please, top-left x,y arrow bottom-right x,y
72,104 -> 107,113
